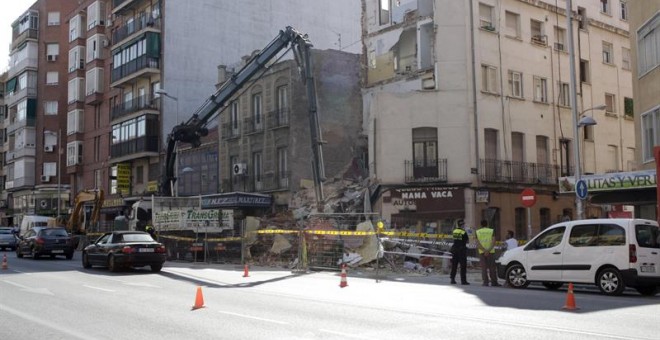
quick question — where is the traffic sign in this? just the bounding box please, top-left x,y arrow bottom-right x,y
576,179 -> 588,199
520,188 -> 537,207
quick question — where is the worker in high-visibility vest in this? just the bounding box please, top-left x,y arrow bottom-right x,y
449,219 -> 469,285
476,219 -> 500,287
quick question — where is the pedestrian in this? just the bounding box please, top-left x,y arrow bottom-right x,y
476,219 -> 500,286
504,230 -> 518,252
449,219 -> 470,285
145,220 -> 156,239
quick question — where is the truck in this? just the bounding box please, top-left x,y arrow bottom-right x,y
130,27 -> 326,232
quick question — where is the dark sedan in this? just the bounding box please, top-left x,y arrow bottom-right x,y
82,231 -> 166,272
0,227 -> 17,251
16,227 -> 75,259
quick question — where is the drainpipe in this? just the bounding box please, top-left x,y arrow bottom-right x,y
469,0 -> 480,187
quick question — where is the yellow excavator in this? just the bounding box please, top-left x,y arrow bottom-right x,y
67,189 -> 104,235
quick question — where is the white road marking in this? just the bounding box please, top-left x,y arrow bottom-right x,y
124,282 -> 161,288
0,303 -> 89,339
217,310 -> 289,325
319,329 -> 370,339
83,285 -> 116,292
2,280 -> 54,295
3,280 -> 29,289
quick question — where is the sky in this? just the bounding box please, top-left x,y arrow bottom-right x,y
0,0 -> 36,72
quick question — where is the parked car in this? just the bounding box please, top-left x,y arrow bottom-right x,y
497,218 -> 660,296
0,227 -> 17,251
82,231 -> 166,272
16,227 -> 75,260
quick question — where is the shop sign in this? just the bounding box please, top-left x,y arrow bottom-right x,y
117,163 -> 131,195
390,187 -> 464,212
558,170 -> 657,193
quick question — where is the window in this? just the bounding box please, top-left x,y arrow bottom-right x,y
86,68 -> 104,95
252,93 -> 262,128
87,1 -> 106,30
577,7 -> 587,30
558,82 -> 570,107
514,208 -> 525,239
620,1 -> 627,21
277,147 -> 288,187
69,14 -> 82,42
45,101 -> 58,115
67,110 -> 84,135
624,97 -> 633,118
527,226 -> 565,250
86,34 -> 104,62
579,59 -> 590,83
583,124 -> 594,141
68,46 -> 85,72
230,101 -> 239,136
46,72 -> 58,85
479,3 -> 494,30
67,78 -> 84,103
481,64 -> 498,93
46,43 -> 59,58
530,20 -> 545,45
554,26 -> 566,51
641,106 -> 660,162
505,11 -> 520,38
600,0 -> 611,15
379,0 -> 390,26
43,162 -> 56,177
277,85 -> 288,111
533,76 -> 548,103
570,224 -> 625,247
559,139 -> 571,176
539,208 -> 551,230
136,165 -> 144,185
152,81 -> 161,99
66,141 -> 83,166
621,47 -> 631,70
605,93 -> 616,113
602,41 -> 614,64
508,70 -> 523,98
636,224 -> 660,249
47,12 -> 60,26
252,152 -> 262,189
412,127 -> 438,179
637,13 -> 660,76
16,100 -> 27,121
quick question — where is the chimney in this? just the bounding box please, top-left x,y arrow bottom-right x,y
217,65 -> 228,84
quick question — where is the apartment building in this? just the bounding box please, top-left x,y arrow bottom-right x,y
107,0 -> 361,208
4,1 -> 77,226
629,1 -> 659,221
218,49 -> 364,210
362,0 -> 635,239
0,72 -> 7,224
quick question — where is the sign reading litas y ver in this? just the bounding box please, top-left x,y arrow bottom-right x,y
558,170 -> 657,193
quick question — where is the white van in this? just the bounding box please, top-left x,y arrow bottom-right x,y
496,218 -> 660,296
20,215 -> 57,236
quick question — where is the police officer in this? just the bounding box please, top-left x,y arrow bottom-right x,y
450,219 -> 470,285
145,223 -> 156,240
476,219 -> 500,286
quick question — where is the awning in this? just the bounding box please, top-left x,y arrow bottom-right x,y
590,188 -> 657,205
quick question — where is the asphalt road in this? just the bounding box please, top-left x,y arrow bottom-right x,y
0,250 -> 659,340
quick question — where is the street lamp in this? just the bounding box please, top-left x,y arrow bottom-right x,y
155,89 -> 180,196
573,105 -> 603,220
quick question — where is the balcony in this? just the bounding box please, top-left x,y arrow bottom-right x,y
404,159 -> 448,183
112,14 -> 161,46
243,116 -> 264,135
221,122 -> 241,139
479,159 -> 562,185
111,135 -> 159,159
7,57 -> 37,79
221,172 -> 290,193
267,108 -> 289,129
111,55 -> 160,85
111,95 -> 157,121
112,0 -> 141,14
10,29 -> 38,51
6,147 -> 36,162
7,117 -> 36,135
6,86 -> 37,108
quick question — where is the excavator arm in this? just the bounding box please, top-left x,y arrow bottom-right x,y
67,189 -> 104,234
159,26 -> 325,204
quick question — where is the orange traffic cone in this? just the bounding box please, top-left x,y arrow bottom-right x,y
1,254 -> 7,270
191,286 -> 205,310
243,264 -> 250,277
562,283 -> 579,311
339,264 -> 348,288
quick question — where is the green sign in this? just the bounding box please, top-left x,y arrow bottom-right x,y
558,170 -> 657,193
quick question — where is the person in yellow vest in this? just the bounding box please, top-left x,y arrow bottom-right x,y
449,219 -> 470,285
476,219 -> 500,286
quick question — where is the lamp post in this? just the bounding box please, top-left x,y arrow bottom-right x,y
573,105 -> 605,220
155,89 -> 179,196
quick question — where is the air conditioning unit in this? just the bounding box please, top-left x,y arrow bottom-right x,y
106,19 -> 113,27
41,175 -> 51,182
232,163 -> 247,176
102,38 -> 109,47
47,55 -> 57,61
44,145 -> 54,152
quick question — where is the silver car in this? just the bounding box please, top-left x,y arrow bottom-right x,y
0,227 -> 17,251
